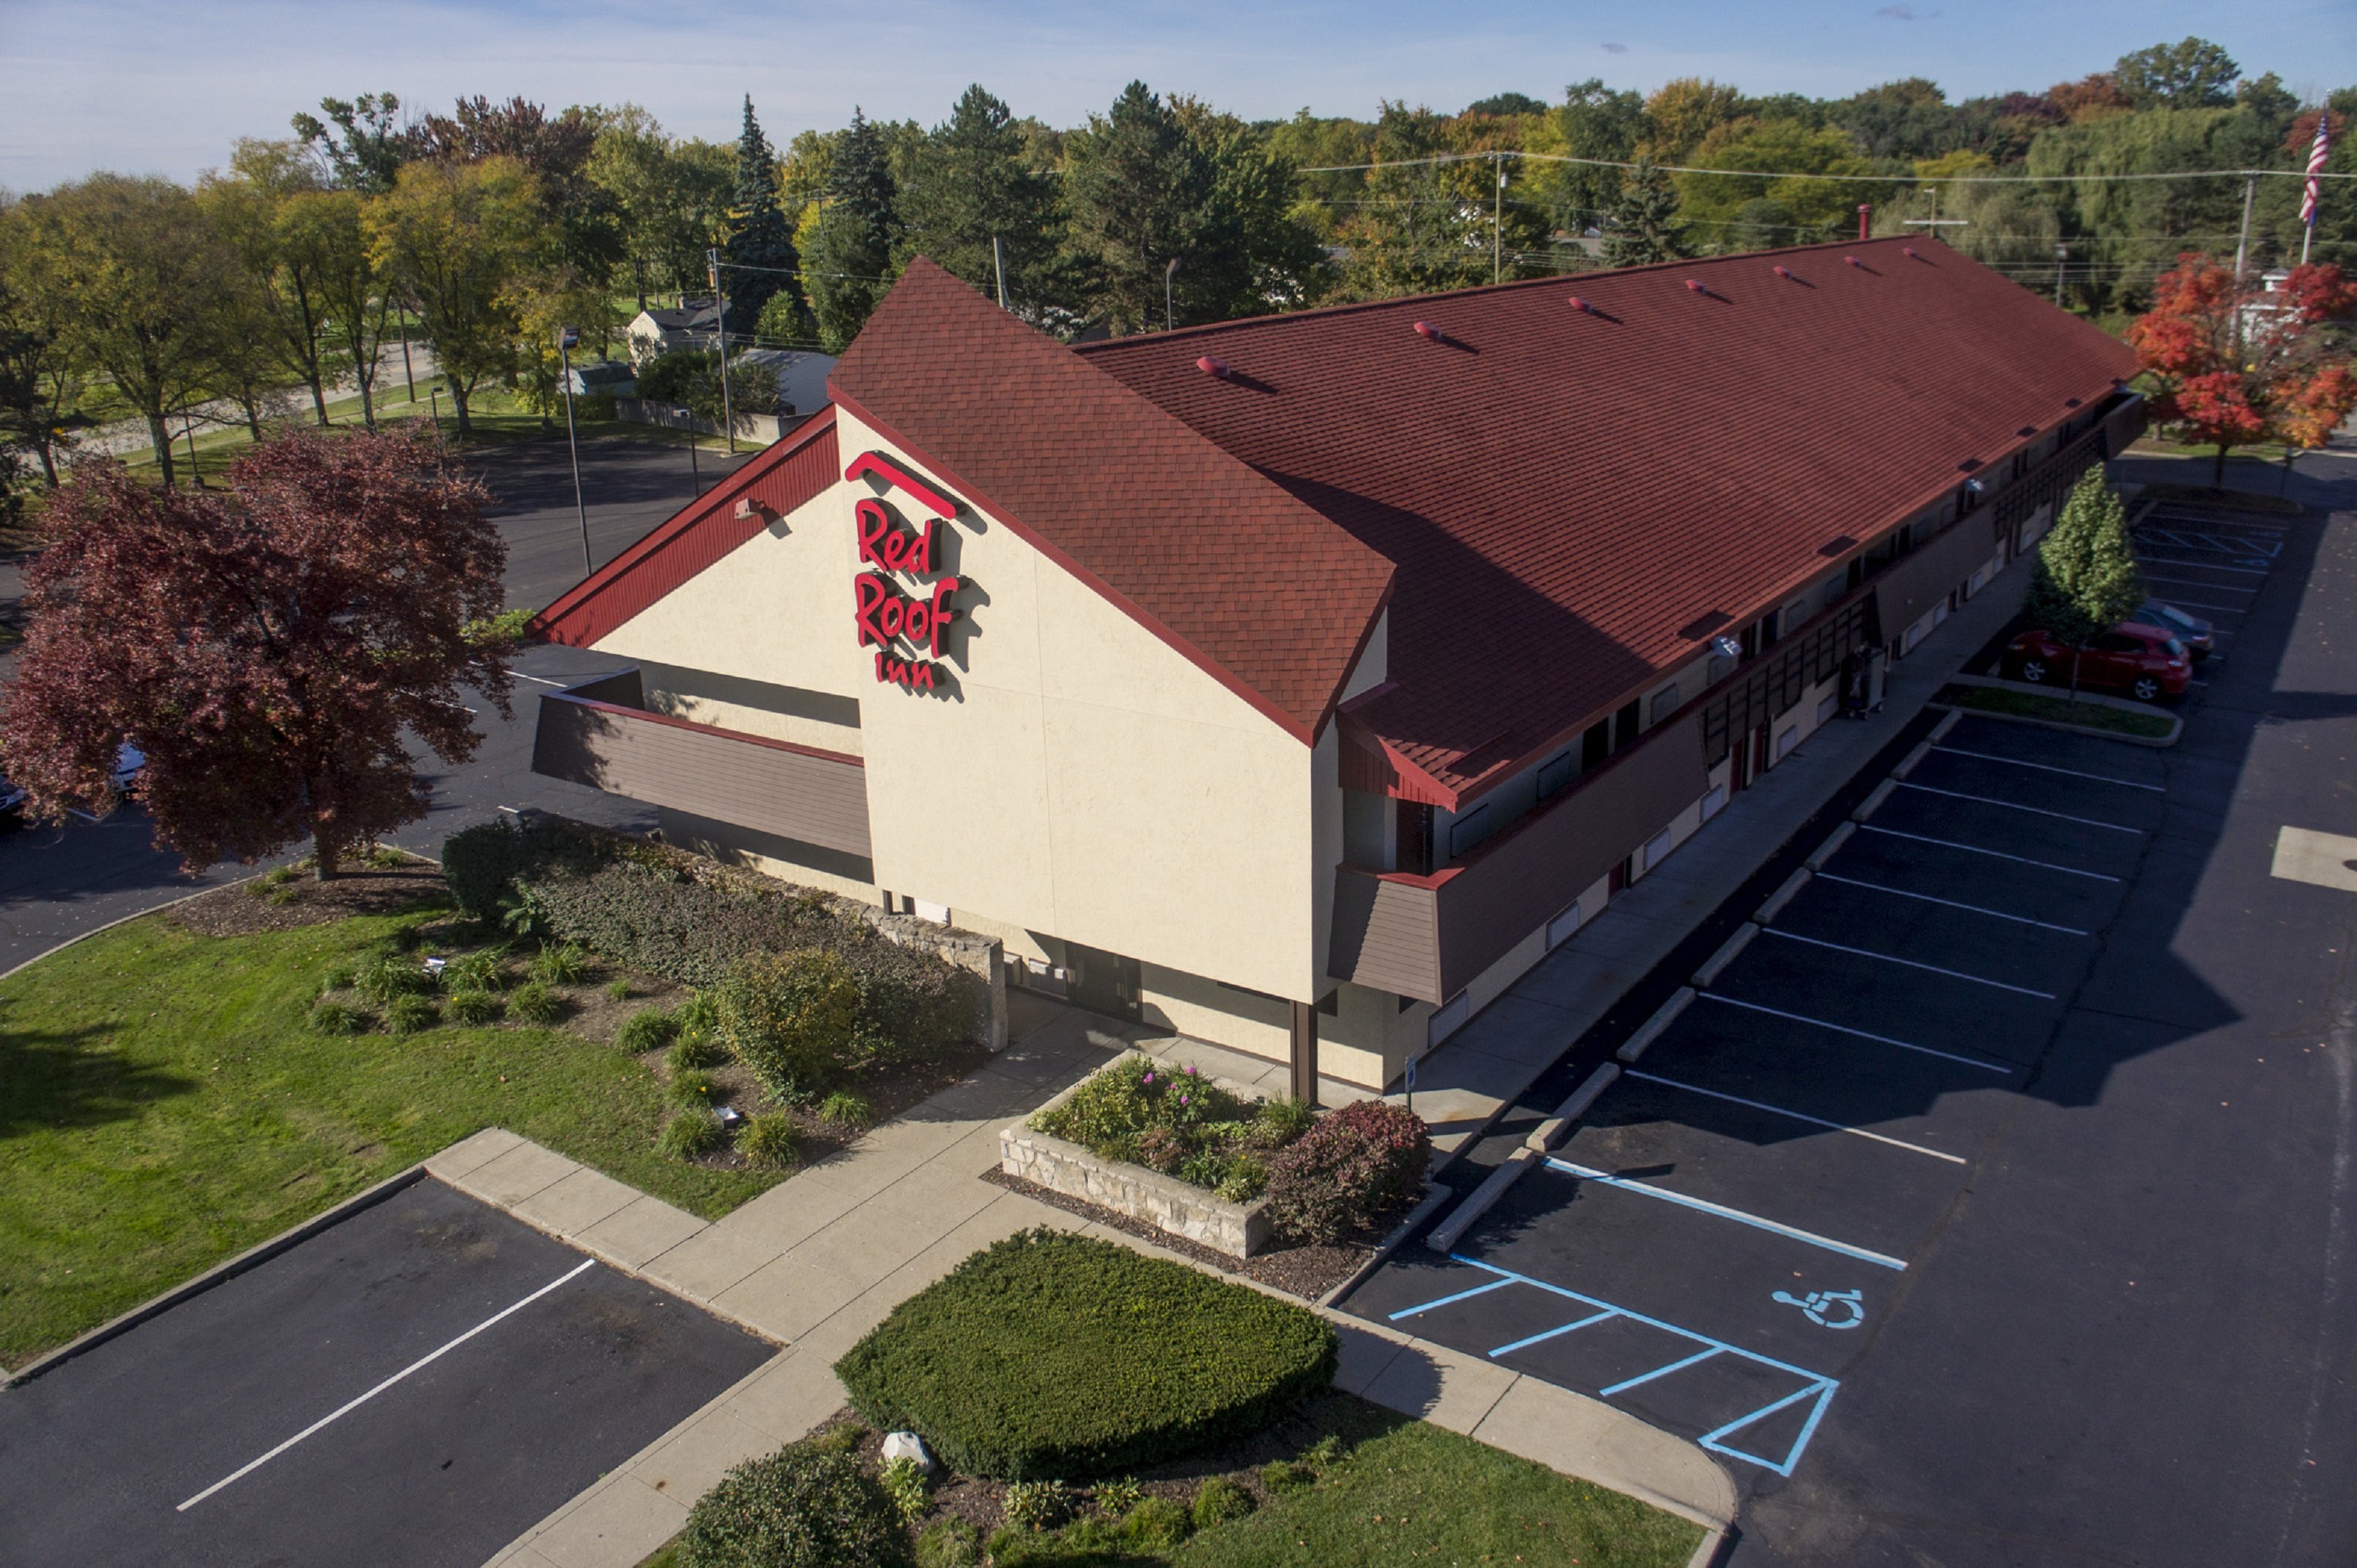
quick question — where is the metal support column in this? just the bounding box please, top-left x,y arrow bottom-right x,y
1290,1000 -> 1319,1107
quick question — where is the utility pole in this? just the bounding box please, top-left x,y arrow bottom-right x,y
992,235 -> 1009,309
558,326 -> 591,574
2053,244 -> 2068,308
1494,152 -> 1506,285
708,247 -> 734,456
1165,257 -> 1180,331
2234,174 -> 2258,278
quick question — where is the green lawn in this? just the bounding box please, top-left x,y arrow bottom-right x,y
1936,683 -> 2177,739
0,903 -> 784,1370
1170,1413 -> 1701,1568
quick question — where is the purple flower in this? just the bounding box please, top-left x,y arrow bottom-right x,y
1142,1072 -> 1154,1084
1179,1094 -> 1190,1105
1184,1065 -> 1198,1075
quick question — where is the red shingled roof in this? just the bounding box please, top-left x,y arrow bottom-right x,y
827,258 -> 1396,742
1077,236 -> 2138,804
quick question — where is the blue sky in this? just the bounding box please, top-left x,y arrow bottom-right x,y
1,0 -> 2352,189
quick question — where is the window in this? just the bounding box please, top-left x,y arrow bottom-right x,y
1642,826 -> 1673,870
911,899 -> 949,925
1817,693 -> 1838,725
1613,700 -> 1642,750
1546,901 -> 1584,948
1428,992 -> 1471,1047
1537,750 -> 1576,800
1648,683 -> 1681,726
1448,804 -> 1493,858
2093,632 -> 2143,653
1775,725 -> 1798,760
1701,782 -> 1729,820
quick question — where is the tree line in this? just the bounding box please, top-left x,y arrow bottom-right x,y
1,35 -> 2350,504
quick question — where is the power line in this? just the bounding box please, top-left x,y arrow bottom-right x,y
1300,148 -> 2357,186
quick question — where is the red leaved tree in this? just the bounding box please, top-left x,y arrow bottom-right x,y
0,425 -> 515,878
2127,253 -> 2357,488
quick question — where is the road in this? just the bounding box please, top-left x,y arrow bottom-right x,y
0,434 -> 749,975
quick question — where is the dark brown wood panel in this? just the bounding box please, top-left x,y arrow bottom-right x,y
1327,868 -> 1443,1002
1699,601 -> 1870,769
533,695 -> 872,858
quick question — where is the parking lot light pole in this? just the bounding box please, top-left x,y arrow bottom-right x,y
558,326 -> 591,574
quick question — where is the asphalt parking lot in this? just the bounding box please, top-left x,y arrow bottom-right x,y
0,1177 -> 770,1568
1349,711 -> 2167,1481
2132,497 -> 2283,691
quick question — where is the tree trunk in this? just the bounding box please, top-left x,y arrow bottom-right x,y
33,433 -> 59,488
2067,642 -> 2083,714
147,412 -> 175,489
312,827 -> 339,881
2213,443 -> 2229,490
451,385 -> 471,438
309,373 -> 331,427
357,376 -> 376,432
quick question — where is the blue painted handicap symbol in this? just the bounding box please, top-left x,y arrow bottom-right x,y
1774,1287 -> 1865,1329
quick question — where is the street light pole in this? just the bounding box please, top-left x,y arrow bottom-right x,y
1165,257 -> 1180,331
558,326 -> 591,574
1494,152 -> 1505,285
2053,245 -> 2068,309
709,247 -> 734,455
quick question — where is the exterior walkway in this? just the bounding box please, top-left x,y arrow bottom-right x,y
446,1001 -> 1732,1568
1401,562 -> 2035,1164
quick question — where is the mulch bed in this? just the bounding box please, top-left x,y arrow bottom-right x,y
982,1166 -> 1399,1303
167,860 -> 450,936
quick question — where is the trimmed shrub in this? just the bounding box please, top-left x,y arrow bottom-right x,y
1001,1479 -> 1075,1533
1260,1458 -> 1312,1494
1190,1474 -> 1254,1528
914,1519 -> 982,1568
384,994 -> 440,1033
441,947 -> 507,993
1030,1056 -> 1279,1198
717,949 -> 859,1101
667,1031 -> 727,1073
444,989 -> 503,1026
818,1090 -> 873,1131
675,1439 -> 908,1568
738,1113 -> 800,1170
659,1107 -> 726,1159
835,1229 -> 1336,1479
308,999 -> 366,1036
353,949 -> 432,1005
617,1008 -> 681,1054
529,941 -> 592,985
1263,1100 -> 1432,1245
505,981 -> 561,1025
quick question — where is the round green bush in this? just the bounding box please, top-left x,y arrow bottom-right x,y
505,981 -> 561,1025
308,999 -> 366,1036
818,1090 -> 873,1131
717,949 -> 859,1101
442,948 -> 507,993
617,1008 -> 681,1054
675,1440 -> 908,1568
1190,1474 -> 1254,1528
384,994 -> 440,1034
835,1229 -> 1336,1480
659,1107 -> 726,1159
443,989 -> 503,1026
1000,1479 -> 1075,1533
738,1112 -> 801,1170
667,1031 -> 727,1072
354,950 -> 432,1005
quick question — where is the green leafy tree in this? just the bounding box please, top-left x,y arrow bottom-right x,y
199,141 -> 348,426
409,95 -> 622,281
1603,158 -> 1690,265
0,199 -> 93,488
2114,37 -> 2241,110
292,93 -> 411,194
301,187 -> 393,429
368,156 -> 545,437
8,174 -> 240,488
1064,81 -> 1222,331
1679,118 -> 1883,244
896,84 -> 1065,312
586,105 -> 731,307
1333,102 -> 1489,300
1525,80 -> 1645,239
2023,471 -> 2146,707
724,96 -> 801,330
801,109 -> 902,352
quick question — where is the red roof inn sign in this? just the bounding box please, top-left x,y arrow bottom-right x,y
846,451 -> 963,692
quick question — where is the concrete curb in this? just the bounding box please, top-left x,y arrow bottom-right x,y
1528,1063 -> 1622,1150
1805,820 -> 1857,870
1928,697 -> 2181,749
1687,1525 -> 1729,1568
1617,989 -> 1696,1064
1946,669 -> 2183,719
1692,923 -> 1758,988
0,872 -> 261,985
1930,709 -> 1963,742
1319,1181 -> 1455,1309
1754,867 -> 1811,924
3,1162 -> 428,1388
1427,1147 -> 1540,1253
1850,777 -> 1898,822
1891,739 -> 1933,778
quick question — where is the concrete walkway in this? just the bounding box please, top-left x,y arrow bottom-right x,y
447,1002 -> 1732,1567
1400,563 -> 2035,1164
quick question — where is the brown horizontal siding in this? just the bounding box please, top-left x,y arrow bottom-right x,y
1329,868 -> 1442,1002
1874,510 -> 2004,641
532,694 -> 872,859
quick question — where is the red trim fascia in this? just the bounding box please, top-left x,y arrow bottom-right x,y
550,692 -> 866,768
843,449 -> 958,518
826,384 -> 1344,748
1309,577 -> 1397,745
535,407 -> 840,647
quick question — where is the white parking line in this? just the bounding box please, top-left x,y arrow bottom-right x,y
1624,1069 -> 1968,1164
1545,1158 -> 1908,1270
1763,928 -> 2057,999
2135,555 -> 2270,575
1813,871 -> 2090,935
1860,824 -> 2122,880
176,1259 -> 597,1511
1895,781 -> 2143,834
1931,745 -> 2165,792
1699,994 -> 2014,1074
505,669 -> 570,686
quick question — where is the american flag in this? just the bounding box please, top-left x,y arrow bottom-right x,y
2302,110 -> 2332,228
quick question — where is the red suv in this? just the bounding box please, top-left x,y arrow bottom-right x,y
2006,622 -> 2191,703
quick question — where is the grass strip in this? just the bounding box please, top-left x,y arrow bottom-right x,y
1935,683 -> 2176,739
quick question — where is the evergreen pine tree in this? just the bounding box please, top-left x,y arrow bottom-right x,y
724,96 -> 800,331
1065,82 -> 1218,333
898,85 -> 1064,310
2023,469 -> 2146,706
1602,158 -> 1691,267
803,109 -> 902,352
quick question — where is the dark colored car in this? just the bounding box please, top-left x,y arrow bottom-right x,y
2007,621 -> 2191,703
0,776 -> 23,820
2138,600 -> 2215,661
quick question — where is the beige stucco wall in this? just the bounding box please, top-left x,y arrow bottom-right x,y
589,409 -> 1336,1017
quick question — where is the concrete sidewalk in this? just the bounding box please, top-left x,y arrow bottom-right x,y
449,1002 -> 1732,1567
1401,564 -> 2033,1164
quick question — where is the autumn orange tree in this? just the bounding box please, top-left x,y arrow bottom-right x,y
2127,253 -> 2357,488
0,425 -> 516,878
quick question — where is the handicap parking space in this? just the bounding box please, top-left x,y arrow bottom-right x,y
0,1176 -> 772,1568
1348,712 -> 2168,1485
2131,501 -> 2298,686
